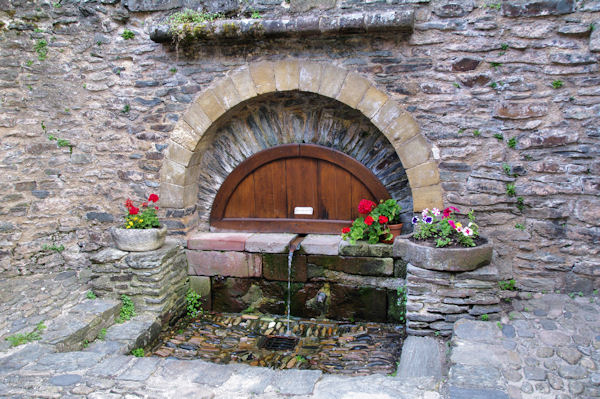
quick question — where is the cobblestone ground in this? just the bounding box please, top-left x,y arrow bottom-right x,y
448,292 -> 600,399
1,275 -> 599,398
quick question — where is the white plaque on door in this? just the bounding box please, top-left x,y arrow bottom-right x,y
294,207 -> 314,215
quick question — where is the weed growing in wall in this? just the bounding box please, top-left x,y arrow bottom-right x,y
34,39 -> 48,61
131,348 -> 145,357
86,290 -> 97,300
5,322 -> 46,347
121,29 -> 135,40
116,295 -> 135,323
498,279 -> 517,290
186,289 -> 203,318
552,80 -> 564,89
508,137 -> 517,149
42,243 -> 64,252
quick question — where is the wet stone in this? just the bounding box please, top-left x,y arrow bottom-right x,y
150,312 -> 403,376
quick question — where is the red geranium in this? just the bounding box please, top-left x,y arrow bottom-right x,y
129,206 -> 139,215
358,199 -> 376,214
364,215 -> 374,226
148,193 -> 159,203
342,227 -> 351,234
442,206 -> 460,219
125,199 -> 133,210
378,215 -> 388,224
142,202 -> 148,207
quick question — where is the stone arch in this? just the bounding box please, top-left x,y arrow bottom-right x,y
160,60 -> 443,222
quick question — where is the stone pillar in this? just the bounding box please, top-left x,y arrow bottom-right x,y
89,238 -> 189,326
406,263 -> 502,336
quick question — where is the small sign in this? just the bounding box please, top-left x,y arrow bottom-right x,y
294,207 -> 313,215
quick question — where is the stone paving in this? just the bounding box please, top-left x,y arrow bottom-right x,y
1,274 -> 599,398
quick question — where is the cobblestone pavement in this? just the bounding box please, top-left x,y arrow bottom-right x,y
448,292 -> 600,399
1,275 -> 599,398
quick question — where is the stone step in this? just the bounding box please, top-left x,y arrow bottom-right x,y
41,298 -> 120,352
85,315 -> 161,355
396,336 -> 443,381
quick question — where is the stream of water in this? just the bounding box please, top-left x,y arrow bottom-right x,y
286,248 -> 293,335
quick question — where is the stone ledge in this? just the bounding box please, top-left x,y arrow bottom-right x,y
149,9 -> 414,43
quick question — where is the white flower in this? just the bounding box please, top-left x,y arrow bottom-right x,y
432,208 -> 440,216
421,208 -> 429,218
462,227 -> 473,236
456,226 -> 462,233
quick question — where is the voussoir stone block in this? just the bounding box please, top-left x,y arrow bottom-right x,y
187,250 -> 262,277
188,232 -> 253,251
160,159 -> 187,186
357,86 -> 389,119
249,61 -> 276,94
406,160 -> 441,188
245,233 -> 298,253
230,67 -> 258,100
396,135 -> 432,170
412,184 -> 444,212
165,140 -> 194,167
371,101 -> 405,132
169,122 -> 202,152
182,103 -> 212,137
196,89 -> 227,122
274,60 -> 300,91
385,112 -> 420,145
298,62 -> 323,93
160,182 -> 185,208
212,77 -> 242,110
318,64 -> 348,98
337,73 -> 370,108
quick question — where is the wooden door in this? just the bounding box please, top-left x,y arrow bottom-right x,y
210,144 -> 390,233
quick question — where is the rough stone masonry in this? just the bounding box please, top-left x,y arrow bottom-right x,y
0,0 -> 598,294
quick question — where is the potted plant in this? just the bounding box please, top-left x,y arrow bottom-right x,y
110,194 -> 167,252
393,207 -> 492,272
341,199 -> 403,244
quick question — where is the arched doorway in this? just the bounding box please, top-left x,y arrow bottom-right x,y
210,144 -> 390,233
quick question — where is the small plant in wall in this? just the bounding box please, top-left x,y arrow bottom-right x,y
341,199 -> 402,244
186,289 -> 203,318
121,29 -> 135,40
412,207 -> 481,248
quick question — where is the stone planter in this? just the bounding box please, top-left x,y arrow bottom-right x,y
111,225 -> 167,252
393,234 -> 492,272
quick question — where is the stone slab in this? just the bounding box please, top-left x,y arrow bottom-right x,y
449,386 -> 509,399
397,336 -> 442,381
187,250 -> 262,278
308,255 -> 393,276
269,368 -> 322,395
117,357 -> 160,381
245,233 -> 298,253
301,234 -> 341,255
262,253 -> 307,282
187,232 -> 253,251
339,240 -> 393,257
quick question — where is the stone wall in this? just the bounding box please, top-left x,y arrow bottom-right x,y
0,0 -> 598,293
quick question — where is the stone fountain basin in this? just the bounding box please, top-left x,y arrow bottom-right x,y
393,234 -> 493,272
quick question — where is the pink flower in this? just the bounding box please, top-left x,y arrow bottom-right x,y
442,206 -> 460,219
462,227 -> 473,236
421,208 -> 429,218
448,220 -> 456,229
432,207 -> 441,216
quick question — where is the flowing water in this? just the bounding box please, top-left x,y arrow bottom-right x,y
286,247 -> 294,335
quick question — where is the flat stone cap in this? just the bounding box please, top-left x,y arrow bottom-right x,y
150,9 -> 414,43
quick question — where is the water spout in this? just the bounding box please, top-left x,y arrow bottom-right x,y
285,236 -> 305,336
316,292 -> 327,303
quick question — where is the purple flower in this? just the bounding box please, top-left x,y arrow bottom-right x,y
424,216 -> 433,224
411,216 -> 419,225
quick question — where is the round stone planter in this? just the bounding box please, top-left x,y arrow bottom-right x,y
393,234 -> 493,272
111,225 -> 167,252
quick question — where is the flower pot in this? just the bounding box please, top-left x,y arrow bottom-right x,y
111,225 -> 167,252
393,233 -> 492,272
380,223 -> 403,244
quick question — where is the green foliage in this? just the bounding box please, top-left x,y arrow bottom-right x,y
490,82 -> 498,89
507,137 -> 517,149
486,3 -> 501,10
86,290 -> 97,300
473,129 -> 481,137
121,29 -> 135,40
480,314 -> 489,321
186,289 -> 203,318
116,295 -> 135,323
169,67 -> 177,73
121,104 -> 130,113
295,355 -> 307,363
53,1 -> 62,8
131,348 -> 145,357
34,39 -> 48,61
48,134 -> 74,154
167,9 -> 221,25
396,286 -> 407,323
342,199 -> 402,244
241,305 -> 255,314
515,223 -> 525,230
5,322 -> 46,347
516,196 -> 525,212
496,321 -> 502,329
500,43 -> 508,51
82,339 -> 89,348
568,292 -> 576,299
498,279 -> 516,291
453,82 -> 460,88
493,133 -> 503,140
42,243 -> 65,253
551,80 -> 563,89
502,163 -> 511,176
98,328 -> 107,340
489,62 -> 502,69
123,207 -> 159,229
506,183 -> 516,197
26,60 -> 33,66
457,128 -> 465,135
251,10 -> 261,19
